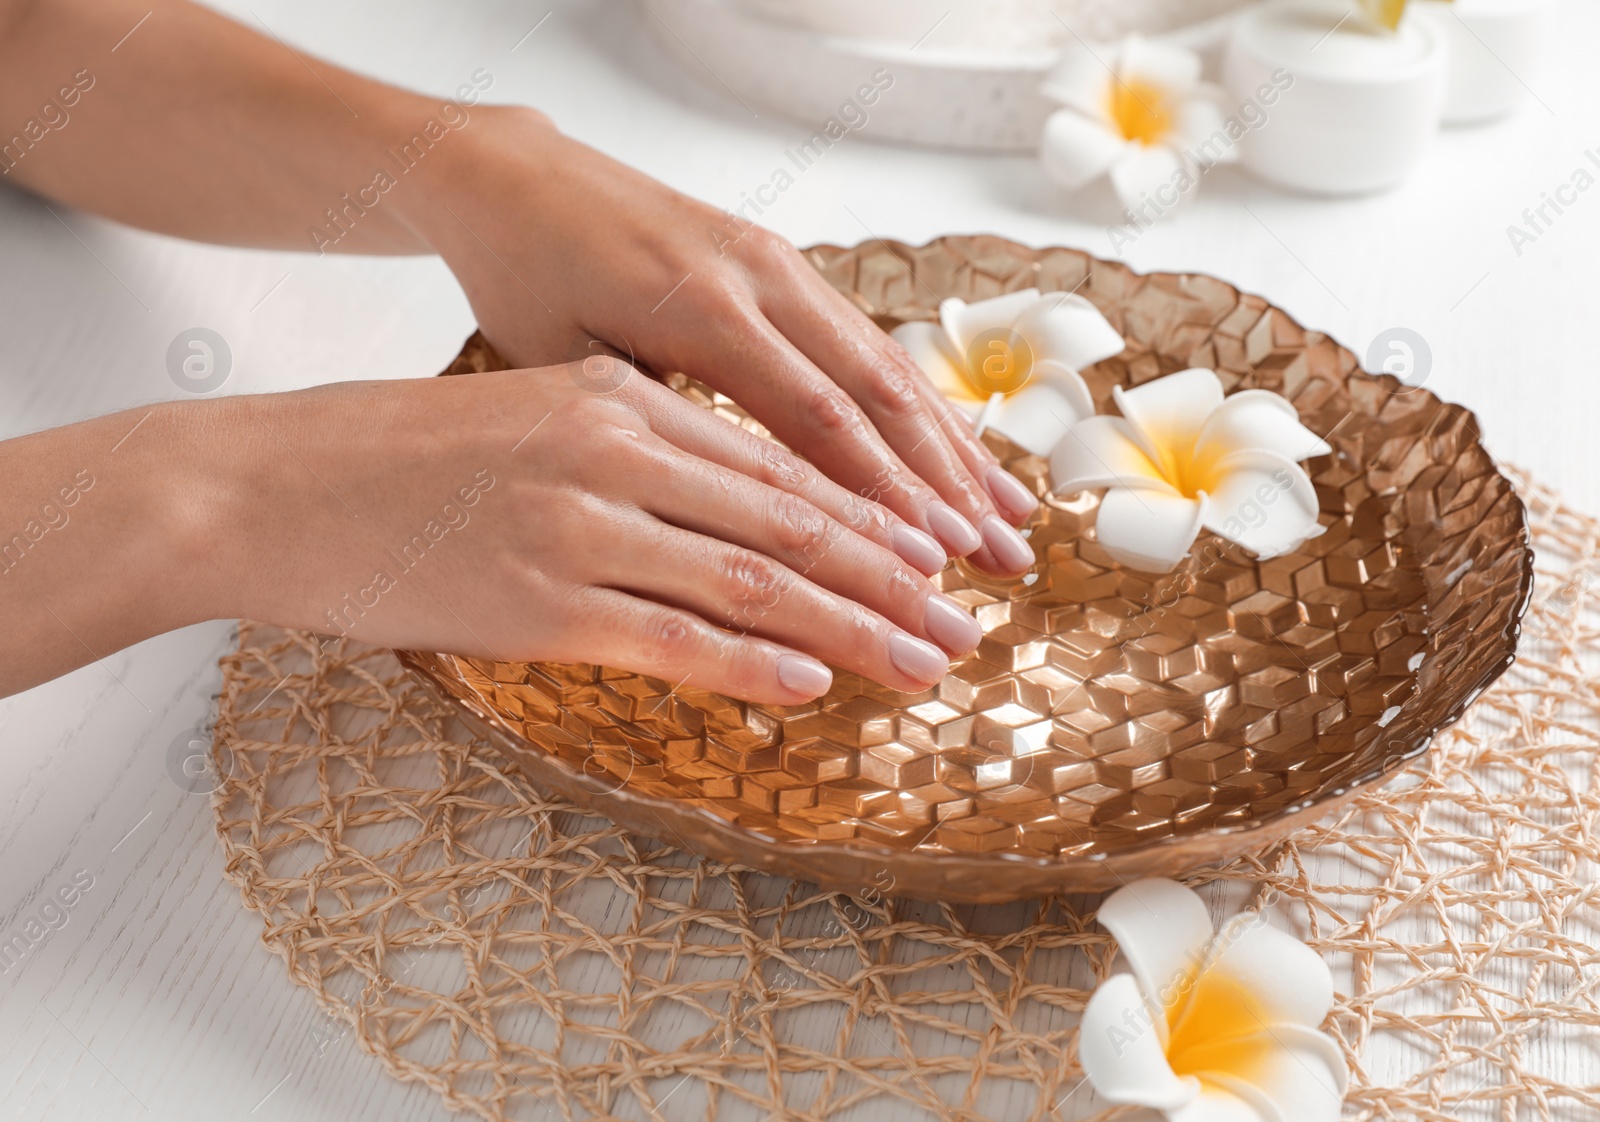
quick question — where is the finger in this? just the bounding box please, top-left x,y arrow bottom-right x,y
611,369 -> 949,576
568,587 -> 834,705
600,509 -> 952,694
761,273 -> 1038,576
904,357 -> 1045,525
666,297 -> 985,562
627,432 -> 982,657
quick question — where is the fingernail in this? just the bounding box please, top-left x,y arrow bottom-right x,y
924,594 -> 982,654
888,630 -> 951,684
891,523 -> 947,576
776,654 -> 832,698
926,502 -> 983,556
982,515 -> 1035,574
987,466 -> 1039,521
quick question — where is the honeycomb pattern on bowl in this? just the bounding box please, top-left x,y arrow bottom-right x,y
399,235 -> 1531,902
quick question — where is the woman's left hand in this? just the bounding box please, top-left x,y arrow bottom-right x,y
404,109 -> 1040,577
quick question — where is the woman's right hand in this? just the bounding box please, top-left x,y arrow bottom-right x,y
207,359 -> 984,704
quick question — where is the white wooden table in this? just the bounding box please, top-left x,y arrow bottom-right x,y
2,1 -> 1596,1119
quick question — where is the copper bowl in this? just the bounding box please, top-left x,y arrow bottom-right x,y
399,235 -> 1531,903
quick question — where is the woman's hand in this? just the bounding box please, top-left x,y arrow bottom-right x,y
0,0 -> 1020,697
201,363 -> 981,704
400,109 -> 1041,577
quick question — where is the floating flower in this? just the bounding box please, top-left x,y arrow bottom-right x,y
1050,368 -> 1331,572
1352,0 -> 1411,31
1039,35 -> 1232,211
1080,878 -> 1348,1122
890,287 -> 1124,456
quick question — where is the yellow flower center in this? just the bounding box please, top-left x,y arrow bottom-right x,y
1355,0 -> 1411,30
961,328 -> 1034,398
1106,78 -> 1172,146
1138,433 -> 1226,500
1164,970 -> 1266,1064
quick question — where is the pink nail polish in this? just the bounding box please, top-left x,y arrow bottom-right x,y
982,515 -> 1036,574
888,631 -> 950,684
777,654 -> 832,698
924,594 -> 982,654
926,502 -> 983,556
987,466 -> 1039,521
892,523 -> 947,576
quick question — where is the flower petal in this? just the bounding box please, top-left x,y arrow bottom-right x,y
1040,109 -> 1128,192
938,289 -> 1043,357
1011,292 -> 1126,373
1167,1083 -> 1269,1122
985,363 -> 1095,456
1200,453 -> 1323,560
1040,39 -> 1114,119
1112,368 -> 1225,475
1107,142 -> 1188,213
1096,878 -> 1219,1047
1192,389 -> 1333,470
1196,918 -> 1337,1033
1079,973 -> 1200,1111
1095,486 -> 1207,573
891,320 -> 977,404
1049,415 -> 1175,496
1173,1024 -> 1348,1122
1175,89 -> 1240,166
1119,34 -> 1203,98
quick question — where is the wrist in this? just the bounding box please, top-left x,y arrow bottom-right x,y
125,396 -> 270,629
388,102 -> 563,258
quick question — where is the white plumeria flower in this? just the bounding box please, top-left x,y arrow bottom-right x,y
1039,35 -> 1233,210
890,287 -> 1124,457
1080,878 -> 1349,1122
1050,368 -> 1331,572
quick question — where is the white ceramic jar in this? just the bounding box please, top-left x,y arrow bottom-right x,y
1416,0 -> 1550,125
1223,0 -> 1448,195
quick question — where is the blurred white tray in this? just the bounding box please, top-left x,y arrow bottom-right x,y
641,0 -> 1244,151
642,0 -> 1057,151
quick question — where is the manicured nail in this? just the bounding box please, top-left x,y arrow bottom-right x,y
987,466 -> 1039,521
982,515 -> 1036,574
926,502 -> 983,556
891,523 -> 947,576
924,594 -> 982,654
888,630 -> 951,684
776,654 -> 832,698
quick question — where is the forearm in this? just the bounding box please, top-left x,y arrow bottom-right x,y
0,400 -> 244,696
0,0 -> 517,254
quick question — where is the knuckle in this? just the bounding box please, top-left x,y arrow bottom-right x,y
857,463 -> 905,506
887,564 -> 922,603
589,418 -> 653,465
846,496 -> 891,537
562,487 -> 614,524
636,608 -> 701,667
569,353 -> 635,395
739,226 -> 798,267
841,607 -> 885,668
721,550 -> 786,619
692,277 -> 756,323
754,442 -> 808,489
863,363 -> 923,420
808,385 -> 861,438
770,493 -> 832,567
947,474 -> 989,511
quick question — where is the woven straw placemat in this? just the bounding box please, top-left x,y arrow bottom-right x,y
211,471 -> 1600,1122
